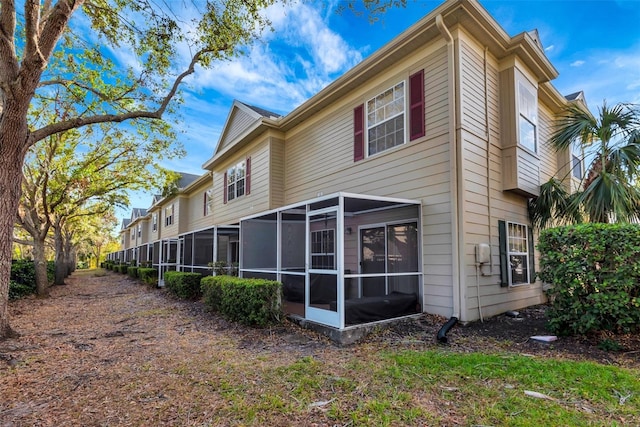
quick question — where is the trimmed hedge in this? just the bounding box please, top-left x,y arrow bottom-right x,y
138,268 -> 158,287
117,264 -> 129,274
127,266 -> 139,279
538,223 -> 640,335
201,276 -> 283,326
164,271 -> 203,299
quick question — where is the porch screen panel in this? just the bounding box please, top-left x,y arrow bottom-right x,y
194,229 -> 214,266
183,234 -> 193,266
152,242 -> 160,264
242,215 -> 277,270
387,222 -> 419,294
281,215 -> 305,271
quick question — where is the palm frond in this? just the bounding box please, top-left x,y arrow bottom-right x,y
550,103 -> 596,151
528,178 -> 582,229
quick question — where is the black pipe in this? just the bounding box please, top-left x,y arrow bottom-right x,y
436,316 -> 458,344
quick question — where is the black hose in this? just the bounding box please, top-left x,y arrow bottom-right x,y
436,317 -> 458,344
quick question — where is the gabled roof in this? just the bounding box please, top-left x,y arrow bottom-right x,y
565,91 -> 585,102
175,172 -> 201,189
130,208 -> 147,221
120,218 -> 131,231
202,101 -> 281,169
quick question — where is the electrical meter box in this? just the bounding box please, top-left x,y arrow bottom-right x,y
476,243 -> 490,264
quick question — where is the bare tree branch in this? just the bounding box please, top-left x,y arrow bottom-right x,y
28,48 -> 216,144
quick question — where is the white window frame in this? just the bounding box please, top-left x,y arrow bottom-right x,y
366,81 -> 406,157
152,213 -> 158,232
507,221 -> 530,286
205,188 -> 214,216
571,140 -> 583,179
310,228 -> 335,270
137,224 -> 141,238
517,80 -> 538,153
165,204 -> 174,227
227,161 -> 246,202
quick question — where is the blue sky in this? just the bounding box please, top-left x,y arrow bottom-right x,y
118,0 -> 640,219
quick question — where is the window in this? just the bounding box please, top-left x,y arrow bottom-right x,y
224,158 -> 251,203
311,229 -> 335,269
130,229 -> 135,239
152,213 -> 157,232
204,188 -> 214,216
572,141 -> 583,179
518,81 -> 537,153
353,70 -> 424,162
137,224 -> 141,238
499,220 -> 535,286
165,204 -> 174,227
367,82 -> 405,156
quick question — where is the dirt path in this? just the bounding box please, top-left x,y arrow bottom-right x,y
1,270 -> 638,426
0,271 -> 332,426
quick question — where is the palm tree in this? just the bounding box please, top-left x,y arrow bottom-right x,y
529,101 -> 640,228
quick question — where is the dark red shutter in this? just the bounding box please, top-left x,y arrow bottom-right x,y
409,69 -> 425,141
223,172 -> 228,204
353,104 -> 365,162
245,157 -> 251,195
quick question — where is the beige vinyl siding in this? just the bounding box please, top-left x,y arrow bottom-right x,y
284,44 -> 454,317
218,107 -> 259,152
148,209 -> 160,241
212,138 -> 272,224
183,180 -> 215,233
458,35 -> 545,322
270,137 -> 285,209
538,104 -> 559,182
161,198 -> 180,239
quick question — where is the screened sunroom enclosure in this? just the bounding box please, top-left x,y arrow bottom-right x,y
241,193 -> 422,330
152,226 -> 239,286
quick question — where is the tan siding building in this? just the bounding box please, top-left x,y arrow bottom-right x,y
114,0 -> 583,336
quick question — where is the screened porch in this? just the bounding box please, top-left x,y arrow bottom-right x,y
240,192 -> 422,330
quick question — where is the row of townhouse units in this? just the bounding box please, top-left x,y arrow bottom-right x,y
108,0 -> 585,335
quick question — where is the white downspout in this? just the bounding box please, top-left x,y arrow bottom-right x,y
436,14 -> 462,322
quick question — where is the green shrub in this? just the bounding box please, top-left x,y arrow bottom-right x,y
201,276 -> 283,326
11,260 -> 36,286
538,223 -> 640,335
46,261 -> 55,283
127,266 -> 139,279
138,268 -> 158,287
117,264 -> 129,274
164,271 -> 203,299
9,280 -> 34,300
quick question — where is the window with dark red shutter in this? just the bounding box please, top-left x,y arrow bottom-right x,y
223,171 -> 228,204
409,70 -> 425,140
353,104 -> 364,162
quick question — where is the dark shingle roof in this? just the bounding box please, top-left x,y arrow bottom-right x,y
240,101 -> 281,119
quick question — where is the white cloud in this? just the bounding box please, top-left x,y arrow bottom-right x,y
570,60 -> 585,67
544,44 -> 555,52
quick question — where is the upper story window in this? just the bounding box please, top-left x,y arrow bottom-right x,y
367,82 -> 405,156
137,224 -> 141,238
204,188 -> 214,216
224,157 -> 251,204
572,140 -> 583,179
130,229 -> 135,239
518,81 -> 537,153
165,204 -> 174,227
353,70 -> 424,162
152,213 -> 158,232
227,161 -> 245,202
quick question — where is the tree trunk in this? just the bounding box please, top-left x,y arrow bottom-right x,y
0,137 -> 29,338
32,237 -> 50,296
54,227 -> 66,286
